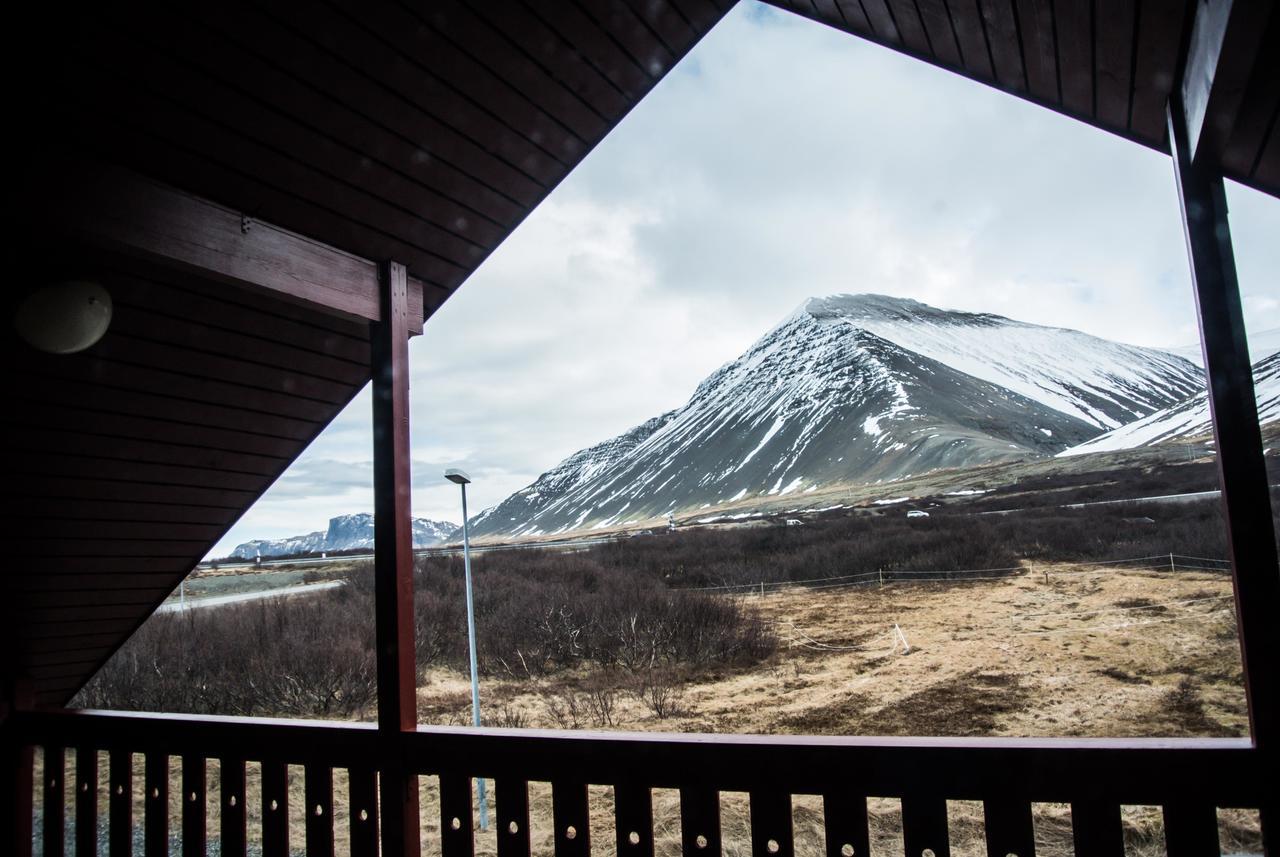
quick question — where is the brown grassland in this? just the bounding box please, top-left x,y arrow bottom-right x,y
41,561 -> 1263,856
404,563 -> 1257,857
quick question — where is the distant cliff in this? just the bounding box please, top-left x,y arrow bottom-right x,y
229,513 -> 456,559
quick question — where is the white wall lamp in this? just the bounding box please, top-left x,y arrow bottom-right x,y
13,280 -> 113,354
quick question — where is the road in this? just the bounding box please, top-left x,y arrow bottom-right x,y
198,533 -> 625,571
156,580 -> 345,612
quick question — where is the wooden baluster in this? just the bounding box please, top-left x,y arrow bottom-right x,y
261,761 -> 289,857
982,799 -> 1035,857
6,741 -> 33,857
614,783 -> 654,857
1069,800 -> 1123,857
1163,802 -> 1221,857
750,791 -> 793,857
304,764 -> 335,857
440,772 -> 476,857
679,786 -> 721,857
497,778 -> 531,857
221,758 -> 247,857
44,746 -> 65,857
109,750 -> 133,857
181,755 -> 206,857
822,794 -> 869,857
552,781 -> 591,857
144,752 -> 169,857
74,748 -> 97,857
901,795 -> 950,857
349,766 -> 379,857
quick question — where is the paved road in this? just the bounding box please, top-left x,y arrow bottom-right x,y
156,580 -> 345,612
198,533 -> 624,571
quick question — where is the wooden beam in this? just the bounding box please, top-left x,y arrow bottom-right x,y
371,259 -> 421,857
1179,0 -> 1270,163
1168,96 -> 1280,755
27,162 -> 427,333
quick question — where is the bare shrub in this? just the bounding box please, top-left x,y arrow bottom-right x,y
75,578 -> 376,717
635,669 -> 687,719
583,678 -> 618,727
541,685 -> 585,729
489,703 -> 531,729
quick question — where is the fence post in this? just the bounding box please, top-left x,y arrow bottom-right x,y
878,569 -> 883,587
1170,552 -> 1175,573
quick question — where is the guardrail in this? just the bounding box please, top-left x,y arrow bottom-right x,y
11,708 -> 1265,857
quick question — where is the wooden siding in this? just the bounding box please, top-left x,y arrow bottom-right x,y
12,0 -> 734,303
5,247 -> 371,707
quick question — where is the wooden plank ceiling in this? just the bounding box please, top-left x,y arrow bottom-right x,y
5,0 -> 1277,707
5,0 -> 734,706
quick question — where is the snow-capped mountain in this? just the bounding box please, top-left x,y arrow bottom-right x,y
469,295 -> 1202,539
1060,351 -> 1280,456
1163,326 -> 1280,367
229,513 -> 457,559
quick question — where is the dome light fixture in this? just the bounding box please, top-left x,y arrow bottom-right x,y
14,280 -> 113,354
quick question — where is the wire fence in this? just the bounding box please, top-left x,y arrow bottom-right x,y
778,584 -> 1237,651
681,552 -> 1232,597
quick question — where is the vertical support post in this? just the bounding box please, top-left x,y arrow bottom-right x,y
2,678 -> 34,857
373,258 -> 421,857
1168,97 -> 1280,754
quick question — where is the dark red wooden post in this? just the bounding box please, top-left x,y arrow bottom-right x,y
372,258 -> 421,857
3,678 -> 34,857
1169,92 -> 1280,850
1169,98 -> 1280,752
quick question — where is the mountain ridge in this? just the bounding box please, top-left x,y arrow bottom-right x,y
468,294 -> 1203,539
228,513 -> 457,559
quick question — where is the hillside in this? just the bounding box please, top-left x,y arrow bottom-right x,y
469,295 -> 1201,539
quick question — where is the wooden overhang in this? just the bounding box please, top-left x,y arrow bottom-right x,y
3,1 -> 1278,709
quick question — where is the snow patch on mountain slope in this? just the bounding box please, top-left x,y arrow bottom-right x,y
1060,352 -> 1280,456
808,295 -> 1203,429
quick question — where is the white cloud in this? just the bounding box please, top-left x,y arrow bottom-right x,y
205,1 -> 1280,556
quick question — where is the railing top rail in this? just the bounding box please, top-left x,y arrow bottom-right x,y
8,709 -> 1265,807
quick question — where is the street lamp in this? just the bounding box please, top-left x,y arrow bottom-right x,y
444,468 -> 489,830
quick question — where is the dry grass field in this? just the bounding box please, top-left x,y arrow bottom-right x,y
36,561 -> 1261,856
405,561 -> 1258,857
421,561 -> 1247,738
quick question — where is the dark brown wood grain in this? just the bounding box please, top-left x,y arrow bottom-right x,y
221,758 -> 248,857
30,163 -> 428,330
109,749 -> 133,857
349,767 -> 380,857
498,778 -> 532,857
144,752 -> 169,857
373,260 -> 422,857
43,745 -> 65,857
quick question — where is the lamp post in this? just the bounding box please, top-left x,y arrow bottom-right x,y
444,468 -> 488,830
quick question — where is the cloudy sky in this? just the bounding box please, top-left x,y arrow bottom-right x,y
207,1 -> 1280,556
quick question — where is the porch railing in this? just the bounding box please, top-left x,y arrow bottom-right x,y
9,708 -> 1267,856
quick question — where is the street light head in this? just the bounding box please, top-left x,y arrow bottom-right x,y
444,468 -> 472,485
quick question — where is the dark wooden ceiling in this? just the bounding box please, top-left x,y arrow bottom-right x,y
4,0 -> 1277,707
5,246 -> 374,706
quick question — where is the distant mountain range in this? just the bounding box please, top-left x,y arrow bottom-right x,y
467,294 -> 1207,540
229,513 -> 456,559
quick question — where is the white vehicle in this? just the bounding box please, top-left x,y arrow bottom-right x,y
906,510 -> 930,519
785,518 -> 803,526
